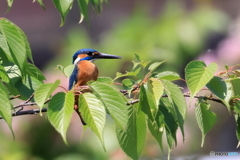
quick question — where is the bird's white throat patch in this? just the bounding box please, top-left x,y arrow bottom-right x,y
74,57 -> 81,65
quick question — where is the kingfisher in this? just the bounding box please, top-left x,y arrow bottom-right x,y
69,48 -> 122,125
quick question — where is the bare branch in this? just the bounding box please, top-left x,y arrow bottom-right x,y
9,95 -> 21,100
126,94 -> 224,106
0,108 -> 47,119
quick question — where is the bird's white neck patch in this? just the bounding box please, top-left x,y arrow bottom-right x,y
74,57 -> 81,65
74,57 -> 99,65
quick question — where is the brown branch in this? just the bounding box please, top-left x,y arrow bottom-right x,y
9,95 -> 21,100
14,98 -> 51,109
2,86 -> 226,119
0,108 -> 48,119
126,94 -> 224,105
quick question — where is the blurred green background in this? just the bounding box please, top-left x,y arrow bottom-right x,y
0,0 -> 240,159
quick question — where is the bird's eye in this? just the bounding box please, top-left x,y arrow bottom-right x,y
88,52 -> 95,56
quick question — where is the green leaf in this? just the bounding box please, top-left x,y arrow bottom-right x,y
132,54 -> 150,70
150,78 -> 164,107
114,67 -> 141,81
53,0 -> 74,26
79,93 -> 106,149
233,101 -> 240,114
148,61 -> 165,73
17,21 -> 33,63
206,76 -> 227,99
116,105 -> 146,160
63,64 -> 74,78
6,0 -> 14,11
156,71 -> 181,81
235,114 -> 240,148
162,80 -> 186,139
0,18 -> 32,76
230,78 -> 240,96
122,78 -> 135,90
89,0 -> 107,13
139,82 -> 157,121
96,77 -> 113,84
89,81 -> 128,130
148,113 -> 164,152
77,0 -> 89,23
0,64 -> 10,83
35,79 -> 60,110
15,75 -> 43,100
132,54 -> 141,69
48,92 -> 74,144
0,81 -> 14,137
0,32 -> 11,60
2,61 -> 22,93
25,63 -> 46,81
56,65 -> 64,71
195,99 -> 216,147
206,76 -> 231,112
185,61 -> 217,99
160,100 -> 178,148
34,0 -> 46,10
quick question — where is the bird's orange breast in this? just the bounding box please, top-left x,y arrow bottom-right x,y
75,60 -> 99,87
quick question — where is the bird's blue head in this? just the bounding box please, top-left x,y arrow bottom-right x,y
72,48 -> 122,65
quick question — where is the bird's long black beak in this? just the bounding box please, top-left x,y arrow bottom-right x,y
97,53 -> 122,59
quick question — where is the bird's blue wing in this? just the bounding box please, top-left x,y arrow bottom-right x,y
69,66 -> 78,90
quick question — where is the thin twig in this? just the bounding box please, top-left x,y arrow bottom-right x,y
9,95 -> 21,100
126,94 -> 224,105
25,93 -> 34,103
0,108 -> 48,119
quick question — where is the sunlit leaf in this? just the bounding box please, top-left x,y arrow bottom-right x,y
148,61 -> 165,73
48,92 -> 74,144
195,99 -> 216,147
0,64 -> 10,83
63,64 -> 74,78
2,61 -> 21,92
150,78 -> 163,107
35,79 -> 60,110
185,61 -> 217,100
89,81 -> 128,130
79,93 -> 106,149
97,77 -> 113,83
0,18 -> 31,76
25,63 -> 46,81
156,71 -> 181,81
114,67 -> 141,81
116,105 -> 146,160
53,0 -> 74,26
